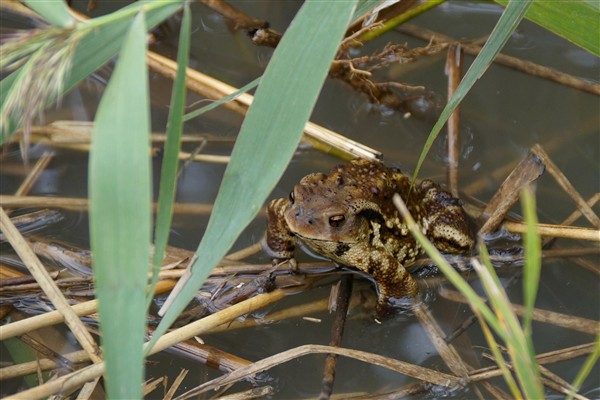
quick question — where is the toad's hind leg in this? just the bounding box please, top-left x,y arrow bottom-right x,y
419,180 -> 474,253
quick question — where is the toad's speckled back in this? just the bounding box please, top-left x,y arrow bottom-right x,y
263,158 -> 474,314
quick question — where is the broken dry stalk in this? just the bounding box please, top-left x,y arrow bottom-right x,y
532,144 -> 600,229
478,150 -> 544,235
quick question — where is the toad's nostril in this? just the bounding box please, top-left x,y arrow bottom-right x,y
308,219 -> 313,225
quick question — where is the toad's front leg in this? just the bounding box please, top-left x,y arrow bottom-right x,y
262,198 -> 296,260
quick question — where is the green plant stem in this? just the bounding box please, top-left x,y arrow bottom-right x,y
357,0 -> 446,43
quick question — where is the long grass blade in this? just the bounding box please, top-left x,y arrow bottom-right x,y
23,0 -> 74,27
411,0 -> 532,180
472,250 -> 544,398
520,187 -> 541,337
478,316 -> 522,399
148,4 -> 191,307
567,332 -> 600,400
147,1 -> 360,351
182,76 -> 261,122
89,11 -> 151,399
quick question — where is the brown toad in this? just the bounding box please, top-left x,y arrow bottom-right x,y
263,158 -> 474,313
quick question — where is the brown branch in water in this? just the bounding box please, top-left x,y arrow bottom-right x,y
445,43 -> 463,197
319,275 -> 353,400
478,149 -> 545,235
439,288 -> 599,335
217,386 -> 275,400
398,24 -> 600,96
329,43 -> 445,113
198,0 -> 267,31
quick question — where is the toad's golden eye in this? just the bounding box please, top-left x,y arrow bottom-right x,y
289,191 -> 295,203
329,215 -> 345,227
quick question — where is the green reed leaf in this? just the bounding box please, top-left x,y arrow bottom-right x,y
148,4 -> 191,308
89,11 -> 150,399
412,0 -> 532,181
147,0 -> 359,352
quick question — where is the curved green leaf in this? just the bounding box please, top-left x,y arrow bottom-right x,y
495,0 -> 600,56
412,0 -> 532,181
23,0 -> 74,27
147,0 -> 359,351
89,11 -> 151,399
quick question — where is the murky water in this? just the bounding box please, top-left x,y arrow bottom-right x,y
1,1 -> 599,398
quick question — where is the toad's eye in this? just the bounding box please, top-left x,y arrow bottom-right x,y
289,191 -> 295,203
329,215 -> 345,227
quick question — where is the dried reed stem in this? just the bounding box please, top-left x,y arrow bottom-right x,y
0,207 -> 101,363
502,221 -> 600,242
0,349 -> 90,380
177,344 -> 463,399
0,280 -> 176,340
146,51 -> 381,160
4,289 -> 289,399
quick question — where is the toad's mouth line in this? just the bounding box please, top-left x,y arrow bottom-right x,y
292,231 -> 359,244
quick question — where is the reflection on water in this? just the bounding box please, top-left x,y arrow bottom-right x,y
1,1 -> 598,398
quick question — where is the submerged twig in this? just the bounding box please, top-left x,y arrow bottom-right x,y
319,275 -> 353,400
13,150 -> 54,198
439,288 -> 599,335
398,24 -> 600,96
413,303 -> 470,379
0,195 -> 214,214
